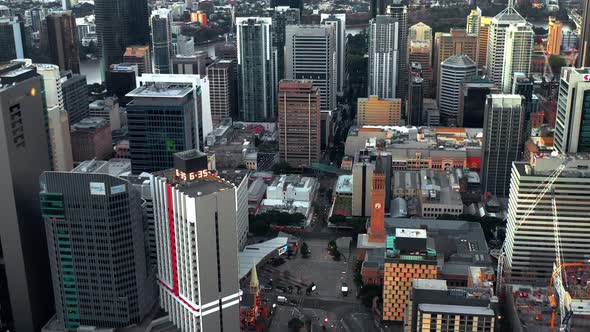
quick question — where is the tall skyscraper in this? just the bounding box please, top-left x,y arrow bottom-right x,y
0,17 -> 25,62
466,7 -> 481,35
40,159 -> 157,331
357,95 -> 402,126
321,14 -> 346,96
126,81 -> 198,174
505,155 -> 590,282
370,0 -> 387,18
555,67 -> 590,154
60,72 -> 89,125
578,0 -> 590,67
458,77 -> 498,127
433,29 -> 477,96
123,45 -> 152,75
236,17 -> 275,121
486,4 -> 527,92
107,63 -> 138,106
501,23 -> 534,93
207,60 -> 236,125
476,16 -> 492,68
368,15 -> 399,99
408,23 -> 432,98
34,63 -> 74,171
437,55 -> 477,125
278,80 -> 321,167
150,8 -> 172,74
44,11 -> 80,73
0,60 -> 53,332
481,94 -> 525,197
547,16 -> 563,56
95,0 -> 150,79
387,2 -> 408,100
271,7 -> 300,81
285,25 -> 336,111
152,150 -> 241,332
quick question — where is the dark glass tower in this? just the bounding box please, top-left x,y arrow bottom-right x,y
95,0 -> 149,80
45,11 -> 80,73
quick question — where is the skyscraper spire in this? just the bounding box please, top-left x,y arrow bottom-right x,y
250,260 -> 259,292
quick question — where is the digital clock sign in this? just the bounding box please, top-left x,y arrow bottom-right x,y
175,169 -> 209,181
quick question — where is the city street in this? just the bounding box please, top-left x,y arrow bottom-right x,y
258,237 -> 392,332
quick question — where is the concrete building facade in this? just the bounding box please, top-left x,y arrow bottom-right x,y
554,67 -> 590,154
152,151 -> 241,331
433,29 -> 477,96
278,80 -> 321,167
44,11 -> 80,73
285,25 -> 336,111
357,95 -> 402,126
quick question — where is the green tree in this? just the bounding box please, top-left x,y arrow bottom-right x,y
272,161 -> 292,175
328,240 -> 337,255
288,318 -> 304,332
549,55 -> 567,74
301,242 -> 310,258
359,284 -> 382,308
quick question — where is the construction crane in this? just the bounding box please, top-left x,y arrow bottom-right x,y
547,189 -> 590,331
496,161 -> 568,295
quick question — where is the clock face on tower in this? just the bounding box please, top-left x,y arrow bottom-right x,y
374,203 -> 382,210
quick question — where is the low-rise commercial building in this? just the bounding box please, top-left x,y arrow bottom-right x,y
70,117 -> 112,162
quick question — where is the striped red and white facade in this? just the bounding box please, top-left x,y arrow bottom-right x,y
152,169 -> 241,332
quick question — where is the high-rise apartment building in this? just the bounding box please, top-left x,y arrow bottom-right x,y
123,45 -> 152,75
408,40 -> 432,98
458,77 -> 498,127
437,55 -> 477,125
61,72 -> 89,124
368,15 -> 399,99
501,22 -> 534,93
466,8 -> 481,35
271,7 -> 300,81
126,82 -> 197,174
95,0 -> 150,79
357,95 -> 402,126
486,5 -> 527,91
0,60 -> 54,332
34,63 -> 74,171
0,17 -> 25,62
387,2 -> 408,100
321,14 -> 346,95
278,79 -> 321,167
481,94 -> 525,197
506,155 -> 590,282
382,229 -> 438,321
286,25 -> 336,111
40,159 -> 157,331
44,11 -> 80,73
433,29 -> 477,96
150,8 -> 172,74
555,67 -> 590,154
207,60 -> 236,125
236,17 -> 275,121
152,150 -> 241,331
477,16 -> 492,68
547,16 -> 563,56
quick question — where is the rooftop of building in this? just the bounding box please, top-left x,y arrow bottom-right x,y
441,54 -> 477,68
126,83 -> 193,98
396,228 -> 427,239
154,169 -> 234,198
71,117 -> 109,131
72,159 -> 131,176
516,153 -> 590,177
418,303 -> 495,316
268,174 -> 317,191
335,175 -> 353,194
360,218 -> 491,276
345,126 -> 483,156
217,169 -> 250,187
413,279 -> 448,291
